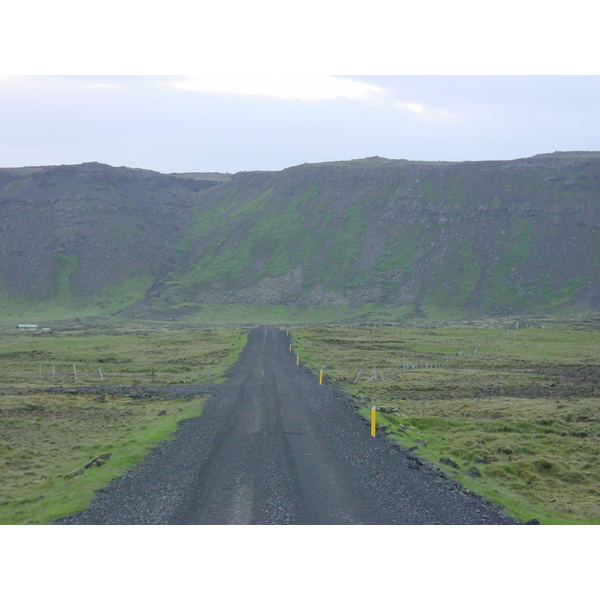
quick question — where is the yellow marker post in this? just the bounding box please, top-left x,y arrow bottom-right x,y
296,356 -> 300,366
319,370 -> 323,385
370,406 -> 377,437
289,344 -> 292,352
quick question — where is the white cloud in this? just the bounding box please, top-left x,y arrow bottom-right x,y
84,82 -> 121,90
394,100 -> 455,120
0,75 -> 35,86
170,75 -> 384,102
395,102 -> 425,113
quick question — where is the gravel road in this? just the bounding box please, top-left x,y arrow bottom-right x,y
55,326 -> 517,524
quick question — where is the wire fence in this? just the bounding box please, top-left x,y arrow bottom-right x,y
293,324 -> 518,384
0,362 -> 223,387
316,359 -> 454,385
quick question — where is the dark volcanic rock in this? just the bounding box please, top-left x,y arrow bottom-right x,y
440,457 -> 460,470
0,162 -> 219,302
2,153 -> 600,315
84,452 -> 112,469
468,467 -> 482,478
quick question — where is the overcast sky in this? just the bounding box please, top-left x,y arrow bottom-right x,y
1,75 -> 598,174
1,2 -> 598,175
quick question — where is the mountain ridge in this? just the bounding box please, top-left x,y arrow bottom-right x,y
1,153 -> 599,321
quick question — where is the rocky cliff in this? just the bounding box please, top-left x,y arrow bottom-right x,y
1,153 -> 599,317
164,152 -> 600,315
0,162 -> 216,303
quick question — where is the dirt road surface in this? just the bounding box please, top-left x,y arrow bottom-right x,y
56,327 -> 517,524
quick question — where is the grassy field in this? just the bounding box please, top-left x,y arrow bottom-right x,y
292,318 -> 600,524
4,316 -> 599,524
0,325 -> 247,387
0,325 -> 247,524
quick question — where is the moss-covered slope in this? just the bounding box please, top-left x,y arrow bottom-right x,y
163,153 -> 600,315
2,153 -> 600,319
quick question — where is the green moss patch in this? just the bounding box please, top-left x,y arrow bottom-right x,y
294,322 -> 600,524
0,391 -> 204,524
0,325 -> 248,524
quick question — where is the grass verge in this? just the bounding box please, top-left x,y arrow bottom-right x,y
0,325 -> 247,524
0,391 -> 204,524
292,321 -> 600,524
0,326 -> 248,387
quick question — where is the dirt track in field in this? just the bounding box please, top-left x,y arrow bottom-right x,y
55,326 -> 517,524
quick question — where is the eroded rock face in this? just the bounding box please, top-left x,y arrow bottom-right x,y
0,162 -> 218,301
2,152 -> 600,315
170,153 -> 600,313
194,265 -> 305,304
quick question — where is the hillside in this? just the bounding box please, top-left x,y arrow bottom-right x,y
1,153 -> 600,321
160,152 -> 600,317
0,162 -> 218,309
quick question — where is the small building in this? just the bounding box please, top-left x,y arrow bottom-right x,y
17,324 -> 38,331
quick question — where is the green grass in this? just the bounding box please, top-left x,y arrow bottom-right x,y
171,183 -> 366,298
292,321 -> 600,524
0,391 -> 204,524
172,302 -> 473,327
178,303 -> 362,326
54,253 -> 79,302
0,270 -> 156,325
481,219 -> 533,312
3,178 -> 29,194
0,326 -> 247,386
0,326 -> 248,524
91,272 -> 155,311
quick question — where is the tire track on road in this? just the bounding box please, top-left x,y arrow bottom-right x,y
55,326 -> 517,525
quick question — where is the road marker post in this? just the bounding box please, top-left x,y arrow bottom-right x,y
370,406 -> 377,437
296,356 -> 299,366
319,370 -> 323,385
289,343 -> 292,352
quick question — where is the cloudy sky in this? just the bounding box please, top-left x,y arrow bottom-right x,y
1,2 -> 598,175
2,74 -> 598,174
